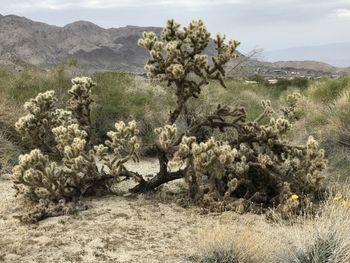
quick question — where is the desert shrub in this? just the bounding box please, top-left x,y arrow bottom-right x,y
271,78 -> 309,91
0,88 -> 25,172
307,77 -> 350,104
249,74 -> 266,84
4,67 -> 71,104
92,72 -> 174,143
324,91 -> 350,147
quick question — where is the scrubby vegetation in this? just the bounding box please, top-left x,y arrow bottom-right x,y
0,18 -> 350,262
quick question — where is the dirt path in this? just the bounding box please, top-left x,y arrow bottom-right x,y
0,158 -> 242,263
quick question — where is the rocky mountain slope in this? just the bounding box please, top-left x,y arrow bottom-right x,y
0,14 -> 347,77
0,14 -> 161,73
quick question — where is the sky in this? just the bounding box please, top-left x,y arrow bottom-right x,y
2,0 -> 350,55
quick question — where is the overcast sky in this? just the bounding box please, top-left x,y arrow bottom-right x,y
2,0 -> 350,54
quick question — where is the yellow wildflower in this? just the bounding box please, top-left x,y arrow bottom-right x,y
291,194 -> 299,200
342,200 -> 349,208
334,194 -> 343,201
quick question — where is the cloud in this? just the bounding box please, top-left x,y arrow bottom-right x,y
334,8 -> 350,18
5,0 -> 244,11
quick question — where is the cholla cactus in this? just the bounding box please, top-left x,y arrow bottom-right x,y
15,76 -> 96,155
169,136 -> 196,169
13,121 -> 98,202
281,92 -> 302,120
288,136 -> 328,191
67,77 -> 96,139
135,22 -> 328,215
139,19 -> 240,124
11,19 -> 329,221
304,136 -> 327,186
12,76 -> 144,220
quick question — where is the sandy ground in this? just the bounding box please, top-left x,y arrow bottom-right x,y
0,158 -> 250,263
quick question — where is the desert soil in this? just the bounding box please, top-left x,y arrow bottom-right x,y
0,158 -> 254,263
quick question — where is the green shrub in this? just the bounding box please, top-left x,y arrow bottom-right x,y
271,78 -> 309,91
92,72 -> 174,143
0,66 -> 72,106
248,74 -> 265,84
307,77 -> 350,104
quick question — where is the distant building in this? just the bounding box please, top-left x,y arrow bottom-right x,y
268,79 -> 278,84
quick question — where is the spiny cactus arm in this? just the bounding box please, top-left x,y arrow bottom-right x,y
280,92 -> 302,120
254,100 -> 274,123
106,121 -> 140,161
207,33 -> 240,87
67,77 -> 96,141
52,124 -> 87,153
12,149 -> 66,201
15,90 -> 59,153
154,124 -> 178,151
296,136 -> 328,190
95,121 -> 143,183
168,96 -> 190,124
15,90 -> 78,157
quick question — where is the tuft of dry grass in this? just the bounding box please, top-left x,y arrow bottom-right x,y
0,94 -> 23,130
0,95 -> 23,173
0,131 -> 21,174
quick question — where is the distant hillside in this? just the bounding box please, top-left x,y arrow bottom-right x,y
0,15 -> 162,73
264,43 -> 350,68
0,14 -> 347,78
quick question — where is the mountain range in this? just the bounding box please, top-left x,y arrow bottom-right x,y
264,43 -> 350,68
0,14 -> 348,77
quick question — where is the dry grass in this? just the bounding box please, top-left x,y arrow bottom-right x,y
0,94 -> 23,173
191,183 -> 350,263
0,94 -> 23,131
0,131 -> 21,173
